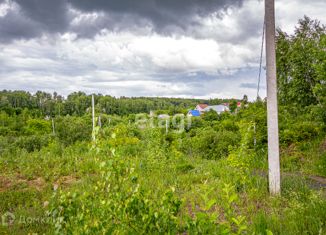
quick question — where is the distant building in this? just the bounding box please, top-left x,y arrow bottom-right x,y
193,104 -> 229,116
187,110 -> 201,117
195,104 -> 208,112
158,114 -> 170,119
203,105 -> 229,114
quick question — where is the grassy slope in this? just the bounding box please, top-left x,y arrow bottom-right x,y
0,132 -> 325,234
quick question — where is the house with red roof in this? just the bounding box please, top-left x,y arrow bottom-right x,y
195,104 -> 208,113
193,103 -> 229,115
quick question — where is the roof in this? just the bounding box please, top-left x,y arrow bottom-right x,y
197,104 -> 208,109
203,105 -> 229,113
188,110 -> 201,116
158,114 -> 170,119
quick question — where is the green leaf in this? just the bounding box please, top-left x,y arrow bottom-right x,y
266,229 -> 273,235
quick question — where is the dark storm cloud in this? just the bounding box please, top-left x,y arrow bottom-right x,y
0,0 -> 244,42
15,0 -> 69,32
0,10 -> 40,42
0,0 -> 70,42
69,0 -> 243,29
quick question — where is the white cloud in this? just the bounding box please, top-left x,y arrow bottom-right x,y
276,0 -> 326,33
0,0 -> 325,100
0,0 -> 11,17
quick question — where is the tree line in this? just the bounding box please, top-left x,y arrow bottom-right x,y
0,90 -> 240,117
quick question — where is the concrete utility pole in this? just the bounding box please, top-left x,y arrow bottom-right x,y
265,0 -> 281,195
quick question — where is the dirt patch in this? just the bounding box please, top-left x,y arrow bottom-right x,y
281,172 -> 326,188
54,175 -> 80,189
310,175 -> 326,185
320,139 -> 326,152
186,202 -> 195,219
26,177 -> 46,191
0,175 -> 46,192
253,170 -> 326,190
0,176 -> 12,192
281,143 -> 297,155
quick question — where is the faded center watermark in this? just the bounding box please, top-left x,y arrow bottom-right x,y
135,113 -> 192,133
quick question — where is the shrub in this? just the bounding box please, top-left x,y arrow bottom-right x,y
49,157 -> 182,234
0,126 -> 10,136
55,116 -> 92,146
24,119 -> 51,135
280,121 -> 320,145
190,129 -> 241,160
16,134 -> 53,152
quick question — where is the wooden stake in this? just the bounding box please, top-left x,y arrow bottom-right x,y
52,118 -> 55,135
98,115 -> 102,128
92,94 -> 95,142
254,122 -> 257,147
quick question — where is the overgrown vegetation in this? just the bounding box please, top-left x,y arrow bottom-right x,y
0,17 -> 325,234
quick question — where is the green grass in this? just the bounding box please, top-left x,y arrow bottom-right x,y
0,125 -> 325,234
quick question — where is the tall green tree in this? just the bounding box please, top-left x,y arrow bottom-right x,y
276,16 -> 326,107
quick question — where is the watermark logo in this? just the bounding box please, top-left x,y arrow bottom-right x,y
1,211 -> 53,227
1,212 -> 15,226
135,113 -> 192,133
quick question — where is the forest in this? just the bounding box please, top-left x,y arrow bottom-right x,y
0,17 -> 325,234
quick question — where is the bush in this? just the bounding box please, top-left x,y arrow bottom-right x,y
24,119 -> 51,135
16,134 -> 53,152
189,128 -> 240,160
202,110 -> 219,121
0,126 -> 10,136
280,121 -> 320,145
49,157 -> 182,234
55,116 -> 92,146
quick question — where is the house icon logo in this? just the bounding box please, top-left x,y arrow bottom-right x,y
1,212 -> 15,226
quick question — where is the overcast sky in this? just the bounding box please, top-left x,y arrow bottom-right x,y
0,0 -> 325,99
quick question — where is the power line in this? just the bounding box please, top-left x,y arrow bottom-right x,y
257,16 -> 265,100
